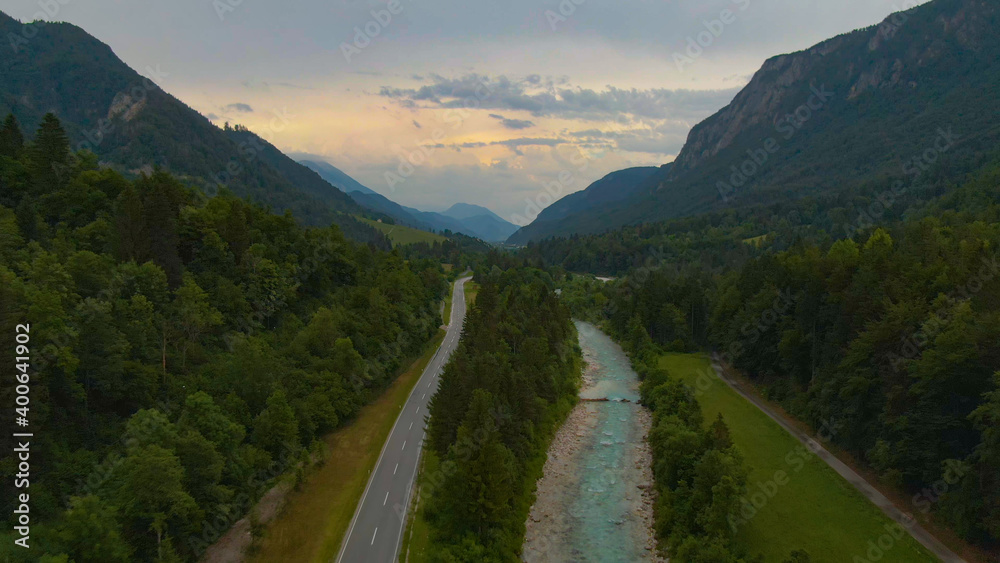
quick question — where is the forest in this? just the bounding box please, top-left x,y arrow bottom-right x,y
420,260 -> 580,561
0,113 -> 450,562
550,160 -> 1000,551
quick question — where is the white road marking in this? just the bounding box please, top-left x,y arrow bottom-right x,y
394,463 -> 398,475
402,440 -> 406,450
371,528 -> 378,546
408,422 -> 413,430
421,393 -> 425,400
415,406 -> 420,413
383,491 -> 389,506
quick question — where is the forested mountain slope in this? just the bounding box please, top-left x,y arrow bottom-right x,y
507,166 -> 660,244
298,159 -> 378,196
0,114 -> 448,562
0,11 -> 382,242
513,0 -> 1000,242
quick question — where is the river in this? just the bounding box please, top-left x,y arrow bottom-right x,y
522,321 -> 663,562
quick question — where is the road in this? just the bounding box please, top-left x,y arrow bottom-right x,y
336,276 -> 471,563
710,354 -> 967,563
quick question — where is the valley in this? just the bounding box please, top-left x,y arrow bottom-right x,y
2,0 -> 999,561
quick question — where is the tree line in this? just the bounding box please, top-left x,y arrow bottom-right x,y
0,113 -> 449,561
420,258 -> 579,561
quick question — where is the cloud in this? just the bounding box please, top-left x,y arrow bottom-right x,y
241,80 -> 314,92
494,137 -> 564,148
206,112 -> 220,121
372,72 -> 728,159
568,122 -> 690,156
489,113 -> 535,130
275,81 -> 314,90
224,103 -> 254,113
412,119 -> 423,129
379,74 -> 741,122
438,137 -> 565,149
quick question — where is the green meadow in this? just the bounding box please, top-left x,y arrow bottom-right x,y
659,353 -> 938,563
358,217 -> 447,246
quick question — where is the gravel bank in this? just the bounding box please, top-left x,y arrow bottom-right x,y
523,329 -> 664,562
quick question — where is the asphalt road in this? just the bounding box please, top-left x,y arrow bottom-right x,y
336,276 -> 471,563
710,354 -> 967,563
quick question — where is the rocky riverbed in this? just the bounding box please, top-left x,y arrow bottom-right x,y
522,322 -> 664,562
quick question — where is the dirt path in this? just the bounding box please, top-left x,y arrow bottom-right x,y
710,354 -> 966,563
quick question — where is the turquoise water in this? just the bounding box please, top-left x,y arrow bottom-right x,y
565,321 -> 650,562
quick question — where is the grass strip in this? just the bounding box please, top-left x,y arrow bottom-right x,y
249,329 -> 447,563
659,352 -> 937,563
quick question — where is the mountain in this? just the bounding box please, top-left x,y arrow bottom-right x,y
510,0 -> 1000,242
441,203 -> 519,242
454,213 -> 518,242
299,159 -> 378,195
0,11 -> 384,243
294,161 -> 515,241
224,128 -> 363,213
440,202 -> 492,220
441,203 -> 501,221
350,192 -> 435,230
298,159 -> 509,239
401,206 -> 473,235
507,166 -> 660,244
297,159 -> 474,236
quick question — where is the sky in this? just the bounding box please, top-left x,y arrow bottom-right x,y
3,0 -> 929,224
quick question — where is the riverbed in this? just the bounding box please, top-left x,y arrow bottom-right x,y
522,321 -> 663,562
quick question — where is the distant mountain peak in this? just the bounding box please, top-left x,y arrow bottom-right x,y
439,203 -> 518,241
298,159 -> 377,195
442,203 -> 502,221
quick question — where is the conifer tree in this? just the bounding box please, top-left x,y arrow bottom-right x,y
28,113 -> 71,192
0,113 -> 24,158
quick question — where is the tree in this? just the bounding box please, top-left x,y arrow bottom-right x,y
51,495 -> 132,562
114,185 -> 149,262
0,114 -> 24,158
709,413 -> 733,450
111,445 -> 199,560
27,113 -> 71,192
140,170 -> 185,287
221,202 -> 250,262
432,390 -> 518,539
173,429 -> 226,506
123,409 -> 178,452
252,389 -> 300,459
14,197 -> 39,241
940,372 -> 1000,542
178,392 -> 246,453
172,273 -> 223,370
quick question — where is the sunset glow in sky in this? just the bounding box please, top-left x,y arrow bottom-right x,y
4,0 -> 930,220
